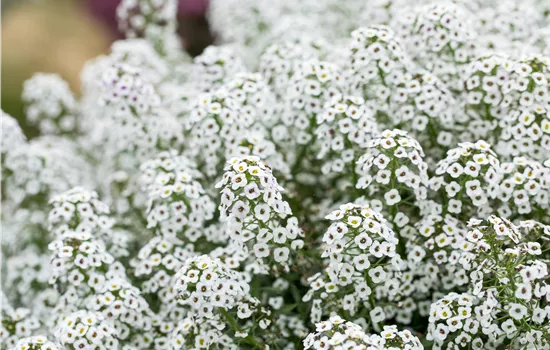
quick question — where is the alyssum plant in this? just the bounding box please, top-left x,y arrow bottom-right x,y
2,0 -> 550,349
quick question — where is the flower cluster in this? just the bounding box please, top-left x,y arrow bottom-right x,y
1,306 -> 41,349
208,0 -> 280,59
116,0 -> 180,56
462,55 -> 550,161
499,55 -> 550,161
131,235 -> 195,294
22,73 -> 80,135
183,81 -> 280,178
304,203 -> 402,325
497,156 -> 550,221
356,129 -> 429,237
426,292 -> 479,348
461,55 -> 514,142
315,95 -> 378,178
98,60 -> 184,162
1,111 -> 26,156
0,109 -> 27,202
259,40 -> 325,98
139,150 -> 217,244
430,141 -> 501,220
190,45 -> 247,93
216,156 -> 304,273
3,137 -> 93,251
281,59 -> 344,153
53,310 -> 119,349
368,325 -> 423,349
409,214 -> 470,298
85,278 -> 154,343
303,316 -> 371,349
475,1 -> 543,54
174,255 -> 251,318
216,156 -> 303,266
388,73 -> 459,159
392,3 -> 476,89
47,188 -> 118,291
304,316 -> 423,350
427,216 -> 550,349
346,25 -> 411,116
107,39 -> 170,85
169,316 -> 238,350
99,62 -> 160,116
8,336 -> 60,350
4,248 -> 51,307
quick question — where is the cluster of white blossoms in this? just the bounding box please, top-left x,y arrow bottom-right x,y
85,278 -> 155,343
391,2 -> 476,89
139,150 -> 217,244
426,216 -> 550,349
474,0 -> 543,54
426,292 -> 480,348
315,95 -> 379,178
9,336 -> 60,350
4,0 -> 550,349
303,316 -> 372,349
357,129 -> 429,209
47,188 -> 119,291
408,214 -> 470,302
190,45 -> 248,93
259,39 -> 327,99
99,62 -> 161,118
53,310 -> 119,349
1,305 -> 41,349
303,316 -> 423,350
116,0 -> 181,57
462,55 -> 550,161
3,137 -> 93,252
304,203 -> 402,325
1,112 -> 26,156
497,156 -> 550,221
130,235 -> 193,292
430,141 -> 501,220
346,25 -> 412,115
173,255 -> 252,319
216,156 -> 304,274
22,73 -> 80,135
4,248 -> 52,307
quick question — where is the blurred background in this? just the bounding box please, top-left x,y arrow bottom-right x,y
1,0 -> 213,137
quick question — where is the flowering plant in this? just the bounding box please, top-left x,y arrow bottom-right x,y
2,0 -> 550,349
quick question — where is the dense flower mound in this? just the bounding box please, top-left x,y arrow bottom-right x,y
216,156 -> 304,274
303,316 -> 371,349
1,305 -> 41,349
304,203 -> 403,325
1,112 -> 26,154
174,255 -> 251,318
346,25 -> 412,117
139,150 -> 217,243
430,140 -> 501,220
53,310 -> 119,349
22,73 -> 80,136
303,316 -> 423,349
9,336 -> 60,350
497,156 -> 550,221
3,0 -> 550,349
315,95 -> 379,179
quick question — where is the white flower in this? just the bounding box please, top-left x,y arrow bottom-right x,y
384,189 -> 402,205
508,303 -> 528,320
